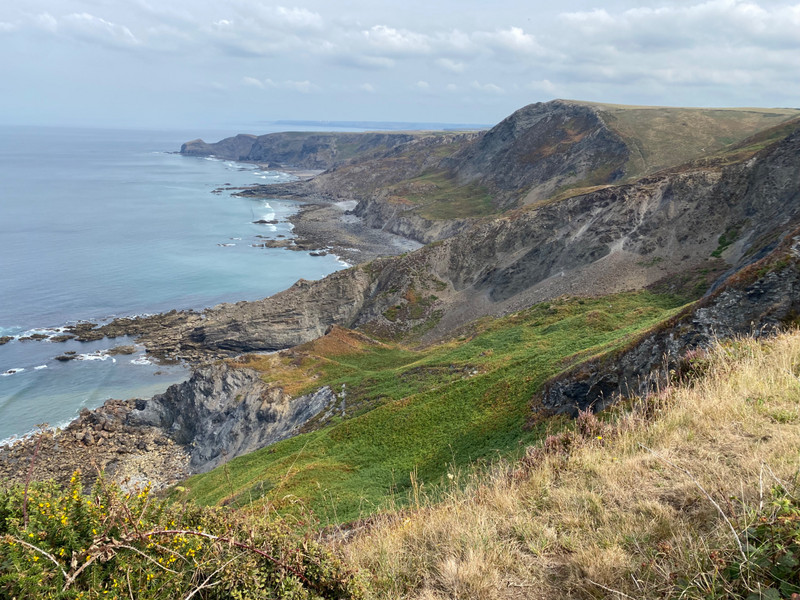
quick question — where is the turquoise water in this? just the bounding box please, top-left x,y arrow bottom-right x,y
0,126 -> 347,441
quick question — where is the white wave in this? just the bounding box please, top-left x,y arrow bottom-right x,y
77,352 -> 116,363
2,368 -> 24,376
34,365 -> 48,370
217,243 -> 236,247
261,213 -> 276,221
337,259 -> 352,268
263,202 -> 272,209
20,326 -> 68,339
130,356 -> 152,366
231,237 -> 242,240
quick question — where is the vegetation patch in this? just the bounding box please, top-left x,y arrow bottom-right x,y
180,291 -> 688,524
712,222 -> 744,258
385,170 -> 495,220
0,472 -> 364,599
341,331 -> 800,600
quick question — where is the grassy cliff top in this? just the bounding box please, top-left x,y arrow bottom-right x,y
566,99 -> 800,177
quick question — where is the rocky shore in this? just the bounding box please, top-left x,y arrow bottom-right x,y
0,363 -> 343,491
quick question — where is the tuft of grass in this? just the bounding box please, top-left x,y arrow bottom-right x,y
340,330 -> 800,600
179,292 -> 688,524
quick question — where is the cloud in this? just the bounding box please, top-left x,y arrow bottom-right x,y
274,6 -> 323,31
0,21 -> 17,32
473,27 -> 543,56
435,58 -> 465,73
470,81 -> 505,94
361,25 -> 430,56
242,76 -> 265,89
357,82 -> 376,93
333,54 -> 395,70
244,77 -> 320,93
39,12 -> 141,49
415,80 -> 430,90
34,13 -> 58,33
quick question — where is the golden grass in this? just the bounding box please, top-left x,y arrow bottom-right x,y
338,331 -> 800,599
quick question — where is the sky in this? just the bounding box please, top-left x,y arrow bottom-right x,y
1,0 -> 798,132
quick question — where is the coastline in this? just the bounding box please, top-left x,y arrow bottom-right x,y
0,175 -> 426,489
288,199 -> 422,264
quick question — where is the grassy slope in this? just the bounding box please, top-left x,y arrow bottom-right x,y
341,330 -> 800,599
586,102 -> 800,178
178,292 -> 687,523
378,103 -> 800,219
383,170 -> 495,220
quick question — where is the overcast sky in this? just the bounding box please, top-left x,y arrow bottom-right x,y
1,0 -> 798,131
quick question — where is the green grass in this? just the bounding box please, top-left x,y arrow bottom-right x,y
178,291 -> 689,524
386,170 -> 495,220
591,104 -> 800,179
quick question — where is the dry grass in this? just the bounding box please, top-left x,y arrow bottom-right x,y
339,331 -> 800,599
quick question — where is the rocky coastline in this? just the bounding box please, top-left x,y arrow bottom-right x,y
0,179 -> 422,491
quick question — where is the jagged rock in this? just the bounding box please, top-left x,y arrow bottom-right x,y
540,237 -> 800,415
128,364 -> 335,473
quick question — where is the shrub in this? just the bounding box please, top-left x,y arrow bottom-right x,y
0,472 -> 364,599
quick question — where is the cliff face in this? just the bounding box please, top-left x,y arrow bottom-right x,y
180,131 -> 425,169
128,364 -> 337,473
143,125 -> 800,356
443,100 -> 630,207
180,134 -> 258,160
540,232 -> 800,415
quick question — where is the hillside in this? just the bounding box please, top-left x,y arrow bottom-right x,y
4,99 -> 800,598
180,130 -> 474,170
340,329 -> 800,599
229,101 -> 799,246
138,118 -> 800,359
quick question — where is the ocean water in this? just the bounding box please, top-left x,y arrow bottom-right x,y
0,125 -> 347,442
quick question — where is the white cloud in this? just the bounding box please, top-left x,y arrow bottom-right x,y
62,12 -> 140,48
435,58 -> 465,73
361,25 -> 430,56
34,13 -> 58,33
358,82 -> 376,93
471,81 -> 505,94
527,79 -> 558,94
242,76 -> 265,88
415,80 -> 430,89
274,6 -> 323,31
474,27 -> 542,55
246,77 -> 320,93
0,21 -> 17,32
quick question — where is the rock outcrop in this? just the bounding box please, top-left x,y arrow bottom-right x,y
129,364 -> 335,472
443,100 -> 629,207
180,131 -> 424,170
181,134 -> 258,160
540,231 -> 800,415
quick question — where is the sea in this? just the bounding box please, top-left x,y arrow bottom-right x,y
0,125 -> 350,443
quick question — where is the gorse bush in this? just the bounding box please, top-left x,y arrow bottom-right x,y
0,472 -> 364,599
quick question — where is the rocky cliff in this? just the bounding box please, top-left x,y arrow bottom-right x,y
540,230 -> 800,415
180,131 -> 428,169
143,122 -> 800,356
128,364 -> 337,472
181,134 -> 258,160
442,100 -> 630,207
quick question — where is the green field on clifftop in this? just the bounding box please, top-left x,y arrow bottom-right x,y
178,291 -> 689,523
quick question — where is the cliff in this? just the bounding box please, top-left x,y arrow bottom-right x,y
143,121 -> 800,356
180,131 -> 430,169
